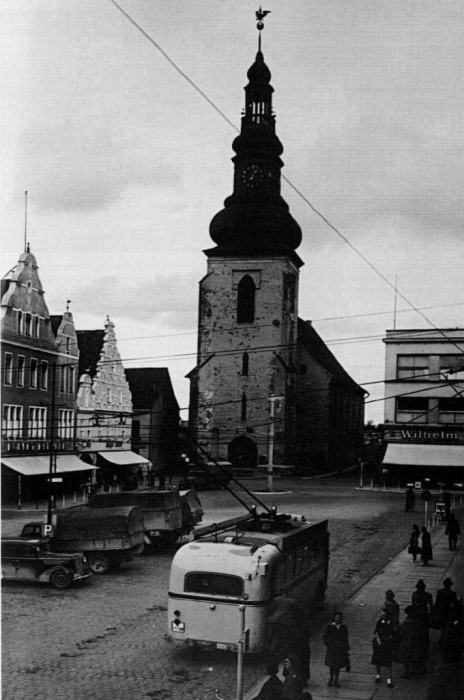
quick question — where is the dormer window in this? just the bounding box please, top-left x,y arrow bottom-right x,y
17,311 -> 23,334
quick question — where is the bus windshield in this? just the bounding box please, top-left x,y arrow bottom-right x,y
185,572 -> 244,597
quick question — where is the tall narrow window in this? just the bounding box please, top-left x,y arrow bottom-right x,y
211,427 -> 220,457
24,314 -> 32,336
60,365 -> 67,393
17,311 -> 23,334
30,358 -> 38,388
4,353 -> 13,385
33,316 -> 39,338
237,275 -> 256,323
17,356 -> 25,387
241,393 -> 247,421
69,366 -> 75,394
242,352 -> 249,376
41,361 -> 48,390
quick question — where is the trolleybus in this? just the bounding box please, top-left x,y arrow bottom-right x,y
167,508 -> 329,654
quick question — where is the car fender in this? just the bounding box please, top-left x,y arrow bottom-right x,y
37,565 -> 71,584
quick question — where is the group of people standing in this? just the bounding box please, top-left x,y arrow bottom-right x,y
370,580 -> 464,688
409,523 -> 434,565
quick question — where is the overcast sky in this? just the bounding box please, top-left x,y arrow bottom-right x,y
1,0 -> 463,424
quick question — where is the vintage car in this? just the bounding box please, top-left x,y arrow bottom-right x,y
1,537 -> 91,589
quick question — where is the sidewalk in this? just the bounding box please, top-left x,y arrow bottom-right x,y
245,514 -> 463,700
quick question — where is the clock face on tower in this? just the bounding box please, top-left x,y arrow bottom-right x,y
241,164 -> 264,188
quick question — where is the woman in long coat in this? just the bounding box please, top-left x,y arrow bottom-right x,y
411,579 -> 434,673
421,526 -> 433,566
371,609 -> 394,687
409,524 -> 420,562
398,606 -> 422,678
323,612 -> 350,688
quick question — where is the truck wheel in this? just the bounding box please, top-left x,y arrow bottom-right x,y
87,552 -> 110,575
50,569 -> 72,590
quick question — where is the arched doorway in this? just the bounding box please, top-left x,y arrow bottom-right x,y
228,435 -> 258,471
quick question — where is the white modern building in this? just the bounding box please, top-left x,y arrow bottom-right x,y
381,328 -> 464,485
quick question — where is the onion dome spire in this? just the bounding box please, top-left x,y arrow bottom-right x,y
207,9 -> 302,265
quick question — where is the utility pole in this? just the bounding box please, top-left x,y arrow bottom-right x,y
47,363 -> 57,526
267,395 -> 283,492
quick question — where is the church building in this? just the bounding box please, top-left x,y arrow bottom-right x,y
188,20 -> 365,474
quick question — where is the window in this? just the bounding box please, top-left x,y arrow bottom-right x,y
28,407 -> 47,439
17,356 -> 25,387
4,353 -> 13,385
58,409 -> 74,439
2,405 -> 23,439
241,393 -> 247,421
40,361 -> 48,390
397,355 -> 429,381
242,352 -> 249,376
211,427 -> 220,457
60,365 -> 67,393
33,316 -> 39,338
438,398 -> 464,424
237,275 -> 256,323
30,358 -> 38,388
185,573 -> 244,597
69,366 -> 75,394
440,355 -> 464,374
396,397 -> 429,423
24,313 -> 32,336
107,387 -> 112,405
17,311 -> 23,334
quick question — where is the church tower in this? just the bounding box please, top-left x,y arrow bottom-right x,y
188,14 -> 304,469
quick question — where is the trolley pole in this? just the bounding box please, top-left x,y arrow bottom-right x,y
236,605 -> 246,700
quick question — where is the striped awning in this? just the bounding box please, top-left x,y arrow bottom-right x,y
1,454 -> 98,476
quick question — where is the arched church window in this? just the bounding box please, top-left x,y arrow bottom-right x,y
241,393 -> 247,421
242,352 -> 249,376
237,275 -> 255,323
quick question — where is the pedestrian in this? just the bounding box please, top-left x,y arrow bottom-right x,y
445,513 -> 461,551
323,611 -> 350,688
411,579 -> 434,673
384,589 -> 400,659
398,606 -> 422,678
408,524 -> 421,563
251,662 -> 284,700
421,526 -> 433,566
434,578 -> 458,639
282,653 -> 305,700
440,600 -> 464,665
371,608 -> 394,688
405,486 -> 416,512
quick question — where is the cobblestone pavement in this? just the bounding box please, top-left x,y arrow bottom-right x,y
2,476 -> 456,699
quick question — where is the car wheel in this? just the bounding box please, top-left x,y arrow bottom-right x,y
50,569 -> 72,590
87,552 -> 110,575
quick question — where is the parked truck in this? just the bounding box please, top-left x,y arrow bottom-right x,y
21,506 -> 144,575
88,488 -> 200,546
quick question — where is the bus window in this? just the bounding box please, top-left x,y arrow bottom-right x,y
302,545 -> 311,571
294,548 -> 304,577
185,572 -> 244,597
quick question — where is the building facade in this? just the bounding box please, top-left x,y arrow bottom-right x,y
382,328 -> 464,485
188,35 -> 365,473
125,368 -> 180,481
76,317 -> 148,487
1,248 -> 93,504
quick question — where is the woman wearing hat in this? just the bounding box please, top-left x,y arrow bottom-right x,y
411,579 -> 433,674
371,608 -> 395,687
420,526 -> 433,566
322,612 -> 350,688
384,590 -> 400,659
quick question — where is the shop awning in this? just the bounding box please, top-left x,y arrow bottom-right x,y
383,443 -> 464,468
1,454 -> 98,476
97,451 -> 150,466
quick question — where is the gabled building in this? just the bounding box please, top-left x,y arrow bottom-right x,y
1,248 -> 94,504
188,26 -> 365,474
76,317 -> 148,487
125,368 -> 180,480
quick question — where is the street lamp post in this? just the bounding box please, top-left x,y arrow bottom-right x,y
267,395 -> 283,492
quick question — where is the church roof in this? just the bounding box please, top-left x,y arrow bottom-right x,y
298,319 -> 366,394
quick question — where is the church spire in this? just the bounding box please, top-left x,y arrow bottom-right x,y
207,9 -> 302,265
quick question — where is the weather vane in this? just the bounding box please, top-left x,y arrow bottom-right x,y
256,6 -> 271,51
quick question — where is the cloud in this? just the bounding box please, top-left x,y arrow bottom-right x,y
13,121 -> 182,213
69,273 -> 198,328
